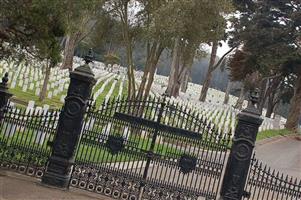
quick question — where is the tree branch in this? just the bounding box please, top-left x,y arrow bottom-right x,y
212,45 -> 237,71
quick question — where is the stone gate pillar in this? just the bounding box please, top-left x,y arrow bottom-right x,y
42,51 -> 96,188
0,73 -> 12,120
220,89 -> 263,200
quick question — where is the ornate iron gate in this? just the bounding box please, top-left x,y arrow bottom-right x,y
70,97 -> 231,200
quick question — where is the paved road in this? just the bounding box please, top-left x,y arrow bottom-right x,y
255,135 -> 301,179
0,171 -> 111,200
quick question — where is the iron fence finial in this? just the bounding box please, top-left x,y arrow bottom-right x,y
1,72 -> 9,87
243,87 -> 261,116
249,88 -> 260,107
84,48 -> 94,64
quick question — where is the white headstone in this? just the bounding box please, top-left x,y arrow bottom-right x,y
28,101 -> 35,109
4,122 -> 17,137
22,84 -> 28,92
18,80 -> 24,87
60,95 -> 65,103
35,88 -> 41,96
29,83 -> 35,90
11,81 -> 16,88
43,104 -> 50,111
35,131 -> 46,145
47,91 -> 53,99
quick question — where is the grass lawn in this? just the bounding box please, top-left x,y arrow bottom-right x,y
9,86 -> 64,109
256,129 -> 294,141
226,129 -> 294,150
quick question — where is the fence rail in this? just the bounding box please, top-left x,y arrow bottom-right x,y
0,105 -> 59,178
244,154 -> 301,200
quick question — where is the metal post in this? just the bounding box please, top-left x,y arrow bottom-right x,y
0,73 -> 12,119
42,50 -> 96,188
220,89 -> 263,200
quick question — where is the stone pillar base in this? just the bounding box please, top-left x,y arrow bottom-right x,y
42,171 -> 70,188
41,156 -> 72,188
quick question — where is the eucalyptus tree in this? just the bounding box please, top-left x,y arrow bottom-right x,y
60,0 -> 106,70
163,0 -> 233,98
106,0 -> 143,98
135,0 -> 174,100
228,0 -> 301,130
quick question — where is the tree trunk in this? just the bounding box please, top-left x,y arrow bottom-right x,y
136,41 -> 157,100
126,41 -> 135,98
265,90 -> 279,118
285,74 -> 301,132
39,61 -> 51,101
234,84 -> 245,110
120,2 -> 135,99
199,70 -> 213,102
181,72 -> 189,93
265,101 -> 275,118
172,66 -> 189,96
142,45 -> 164,99
258,79 -> 268,114
166,38 -> 180,97
143,64 -> 157,99
61,34 -> 77,71
180,54 -> 193,93
199,40 -> 218,102
223,81 -> 232,104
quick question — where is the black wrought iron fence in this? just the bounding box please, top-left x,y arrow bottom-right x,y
0,104 -> 59,178
244,154 -> 301,200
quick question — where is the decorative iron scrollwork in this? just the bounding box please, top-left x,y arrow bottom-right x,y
178,154 -> 197,174
106,135 -> 124,155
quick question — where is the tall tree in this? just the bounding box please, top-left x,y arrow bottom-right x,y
0,0 -> 65,101
109,0 -> 141,98
164,0 -> 233,98
0,0 -> 64,61
199,42 -> 236,101
60,0 -> 105,70
136,0 -> 168,100
228,0 -> 301,130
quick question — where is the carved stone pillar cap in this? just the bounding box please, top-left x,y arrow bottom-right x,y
74,63 -> 94,77
0,73 -> 9,89
71,49 -> 96,83
242,88 -> 261,117
0,72 -> 12,97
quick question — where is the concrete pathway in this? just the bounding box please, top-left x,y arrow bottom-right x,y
255,135 -> 301,179
0,170 -> 110,200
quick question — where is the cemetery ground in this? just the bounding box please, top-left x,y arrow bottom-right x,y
0,58 -> 300,200
0,58 -> 288,137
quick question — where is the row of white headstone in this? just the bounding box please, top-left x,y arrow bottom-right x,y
1,57 -> 286,136
133,70 -> 286,135
0,58 -> 125,106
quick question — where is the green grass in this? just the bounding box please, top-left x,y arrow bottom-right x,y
256,129 -> 293,141
0,66 -> 67,109
226,129 -> 294,150
94,79 -> 128,108
9,86 -> 64,109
